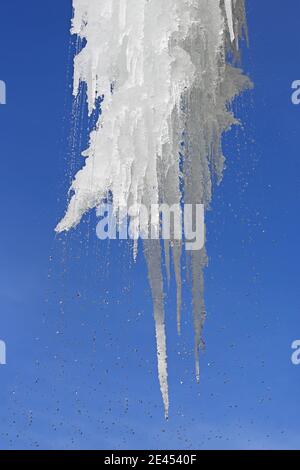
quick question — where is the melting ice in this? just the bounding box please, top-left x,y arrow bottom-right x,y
56,0 -> 252,417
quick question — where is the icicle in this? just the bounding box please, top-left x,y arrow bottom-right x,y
144,240 -> 169,418
56,0 -> 252,414
225,0 -> 235,42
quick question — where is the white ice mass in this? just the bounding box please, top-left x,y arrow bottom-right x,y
56,0 -> 252,417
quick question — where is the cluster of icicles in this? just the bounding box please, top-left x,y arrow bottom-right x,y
56,0 -> 251,417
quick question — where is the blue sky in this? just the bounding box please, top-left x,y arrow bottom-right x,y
0,0 -> 300,450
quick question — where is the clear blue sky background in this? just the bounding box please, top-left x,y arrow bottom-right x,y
0,0 -> 300,450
